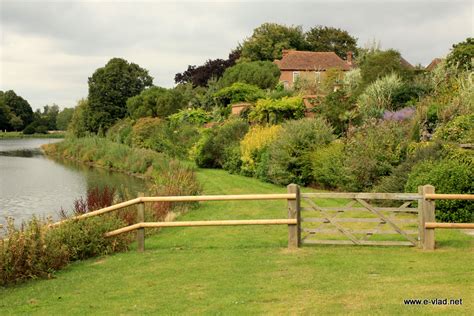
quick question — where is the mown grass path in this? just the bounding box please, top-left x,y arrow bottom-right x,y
1,169 -> 473,315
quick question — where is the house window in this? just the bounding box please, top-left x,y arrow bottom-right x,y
292,71 -> 300,83
315,71 -> 321,83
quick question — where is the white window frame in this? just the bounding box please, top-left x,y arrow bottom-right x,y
292,71 -> 300,83
315,71 -> 321,83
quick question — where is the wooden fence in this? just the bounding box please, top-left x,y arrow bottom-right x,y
45,184 -> 473,251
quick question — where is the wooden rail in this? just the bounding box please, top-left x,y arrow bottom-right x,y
50,193 -> 296,227
105,219 -> 297,237
424,194 -> 474,200
425,222 -> 474,229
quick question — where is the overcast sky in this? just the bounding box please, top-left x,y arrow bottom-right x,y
1,0 -> 472,110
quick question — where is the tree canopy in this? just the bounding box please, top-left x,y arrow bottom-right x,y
175,50 -> 240,87
127,86 -> 188,119
305,26 -> 357,59
218,61 -> 280,90
446,37 -> 473,71
359,49 -> 413,85
87,58 -> 153,132
240,23 -> 307,61
0,90 -> 34,131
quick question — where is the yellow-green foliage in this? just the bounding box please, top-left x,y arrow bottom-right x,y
131,117 -> 162,148
249,96 -> 305,124
240,125 -> 282,174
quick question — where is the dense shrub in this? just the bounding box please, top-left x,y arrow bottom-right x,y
240,125 -> 282,176
193,119 -> 249,168
147,121 -> 200,159
433,113 -> 474,144
249,96 -> 305,124
357,73 -> 403,119
0,218 -> 69,286
213,83 -> 265,107
131,117 -> 162,149
391,84 -> 430,109
310,141 -> 348,189
168,108 -> 212,125
405,159 -> 473,222
0,215 -> 129,286
343,120 -> 411,191
315,90 -> 357,135
374,142 -> 444,193
54,216 -> 130,261
106,118 -> 134,145
266,118 -> 335,185
218,61 -> 280,90
343,68 -> 362,96
148,160 -> 202,220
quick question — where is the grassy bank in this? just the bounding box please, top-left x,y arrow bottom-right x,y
42,137 -> 194,178
0,131 -> 65,139
1,169 -> 472,315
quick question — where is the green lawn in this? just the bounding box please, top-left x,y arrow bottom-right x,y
1,169 -> 473,315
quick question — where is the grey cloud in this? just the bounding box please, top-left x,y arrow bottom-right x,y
1,0 -> 472,109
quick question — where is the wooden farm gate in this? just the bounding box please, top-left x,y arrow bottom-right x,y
299,192 -> 423,247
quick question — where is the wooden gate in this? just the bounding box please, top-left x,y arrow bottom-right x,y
300,192 -> 422,246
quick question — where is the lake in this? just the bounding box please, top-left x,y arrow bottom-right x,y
0,138 -> 148,228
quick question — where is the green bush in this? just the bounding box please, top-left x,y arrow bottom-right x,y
213,83 -> 265,107
266,118 -> 335,185
249,96 -> 305,124
343,120 -> 411,191
310,141 -> 348,189
194,119 -> 249,168
433,113 -> 474,144
106,118 -> 134,145
168,108 -> 211,125
148,121 -> 200,159
315,90 -> 357,135
130,117 -> 162,149
374,142 -> 444,193
357,73 -> 403,119
222,144 -> 243,174
54,216 -> 130,261
405,159 -> 473,222
0,214 -> 131,286
0,218 -> 69,286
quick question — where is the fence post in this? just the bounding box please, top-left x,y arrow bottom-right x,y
137,192 -> 145,252
420,185 -> 436,250
287,184 -> 301,249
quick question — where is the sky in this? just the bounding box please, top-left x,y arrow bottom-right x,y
0,0 -> 473,110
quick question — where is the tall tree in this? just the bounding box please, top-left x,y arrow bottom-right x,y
175,50 -> 240,87
87,58 -> 153,132
56,107 -> 75,131
1,90 -> 34,130
218,61 -> 281,89
240,23 -> 307,61
305,26 -> 358,59
446,37 -> 473,71
359,49 -> 413,85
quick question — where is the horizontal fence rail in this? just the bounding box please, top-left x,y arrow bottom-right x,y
424,194 -> 474,200
105,219 -> 298,237
425,222 -> 474,229
50,193 -> 296,227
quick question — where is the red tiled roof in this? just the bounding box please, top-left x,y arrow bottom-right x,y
425,58 -> 443,71
274,50 -> 351,71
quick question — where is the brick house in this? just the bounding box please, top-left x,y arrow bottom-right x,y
273,50 -> 353,88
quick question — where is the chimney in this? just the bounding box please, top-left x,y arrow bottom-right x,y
346,51 -> 353,66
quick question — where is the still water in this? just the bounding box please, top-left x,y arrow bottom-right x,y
0,138 -> 147,227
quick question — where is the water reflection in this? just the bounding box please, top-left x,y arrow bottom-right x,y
0,138 -> 148,228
